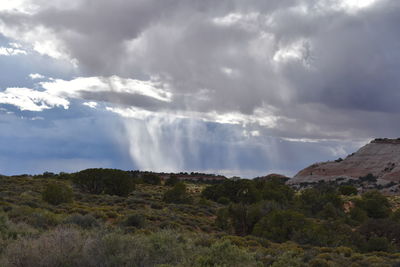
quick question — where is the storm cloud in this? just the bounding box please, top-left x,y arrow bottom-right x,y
0,0 -> 399,176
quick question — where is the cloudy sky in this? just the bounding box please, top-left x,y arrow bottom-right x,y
0,0 -> 399,177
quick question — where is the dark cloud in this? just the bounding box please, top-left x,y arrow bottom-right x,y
79,91 -> 170,111
1,0 -> 400,175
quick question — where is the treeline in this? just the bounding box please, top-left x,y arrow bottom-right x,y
39,168 -> 193,207
29,169 -> 225,186
202,178 -> 400,253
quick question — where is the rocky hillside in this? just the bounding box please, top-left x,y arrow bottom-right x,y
290,138 -> 400,185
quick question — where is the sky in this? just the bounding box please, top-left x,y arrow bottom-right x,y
0,0 -> 399,177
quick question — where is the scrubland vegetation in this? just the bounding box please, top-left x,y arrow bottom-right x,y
0,169 -> 400,266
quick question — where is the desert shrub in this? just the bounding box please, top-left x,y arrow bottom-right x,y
42,183 -> 73,205
163,183 -> 192,204
29,211 -> 62,229
360,173 -> 377,183
252,210 -> 309,243
318,202 -> 344,220
8,207 -> 62,229
202,180 -> 262,204
356,190 -> 391,219
296,186 -> 343,217
259,178 -> 294,204
0,213 -> 30,241
357,219 -> 400,250
215,208 -> 231,231
392,209 -> 400,222
195,240 -> 261,266
292,220 -> 355,247
165,175 -> 179,186
226,203 -> 257,236
308,258 -> 331,267
198,198 -> 213,207
2,227 -> 90,267
0,213 -> 9,237
339,185 -> 358,196
350,207 -> 368,225
142,173 -> 161,185
106,211 -> 119,218
217,196 -> 230,205
160,221 -> 181,230
64,214 -> 99,229
271,250 -> 303,267
123,214 -> 145,228
73,168 -> 135,196
150,203 -> 163,209
84,230 -> 193,266
83,232 -> 150,266
366,236 -> 391,252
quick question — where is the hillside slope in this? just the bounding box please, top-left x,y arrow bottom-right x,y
290,138 -> 400,184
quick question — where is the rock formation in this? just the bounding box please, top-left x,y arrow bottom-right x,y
290,138 -> 400,184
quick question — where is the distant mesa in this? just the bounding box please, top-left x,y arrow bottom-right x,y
159,172 -> 226,182
255,173 -> 290,182
290,138 -> 400,184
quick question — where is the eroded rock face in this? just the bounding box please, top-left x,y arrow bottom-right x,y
290,139 -> 400,184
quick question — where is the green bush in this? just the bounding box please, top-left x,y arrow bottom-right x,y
142,173 -> 161,185
42,183 -> 73,205
296,186 -> 343,216
350,207 -> 368,224
215,208 -> 231,231
356,190 -> 391,219
73,168 -> 135,196
271,250 -> 303,267
202,180 -> 262,204
64,214 -> 99,229
2,227 -> 90,267
253,210 -> 309,243
163,183 -> 192,204
165,175 -> 179,186
123,214 -> 145,228
339,185 -> 358,196
260,178 -> 294,204
366,236 -> 391,252
195,240 -> 261,266
217,196 -> 230,205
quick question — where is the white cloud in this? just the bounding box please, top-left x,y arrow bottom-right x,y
213,12 -> 260,32
273,39 -> 311,65
29,73 -> 45,80
106,105 -> 280,129
0,0 -> 38,14
213,13 -> 244,26
0,23 -> 77,65
0,75 -> 172,112
0,46 -> 27,56
83,101 -> 98,108
41,76 -> 173,102
0,87 -> 69,111
339,0 -> 380,11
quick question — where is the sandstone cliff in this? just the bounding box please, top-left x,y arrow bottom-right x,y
290,138 -> 400,184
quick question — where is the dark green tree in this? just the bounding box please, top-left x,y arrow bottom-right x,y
252,210 -> 309,243
356,190 -> 391,219
165,175 -> 179,186
339,185 -> 358,196
73,168 -> 135,196
143,173 -> 161,185
163,182 -> 192,204
296,186 -> 342,216
259,178 -> 294,204
42,183 -> 73,205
